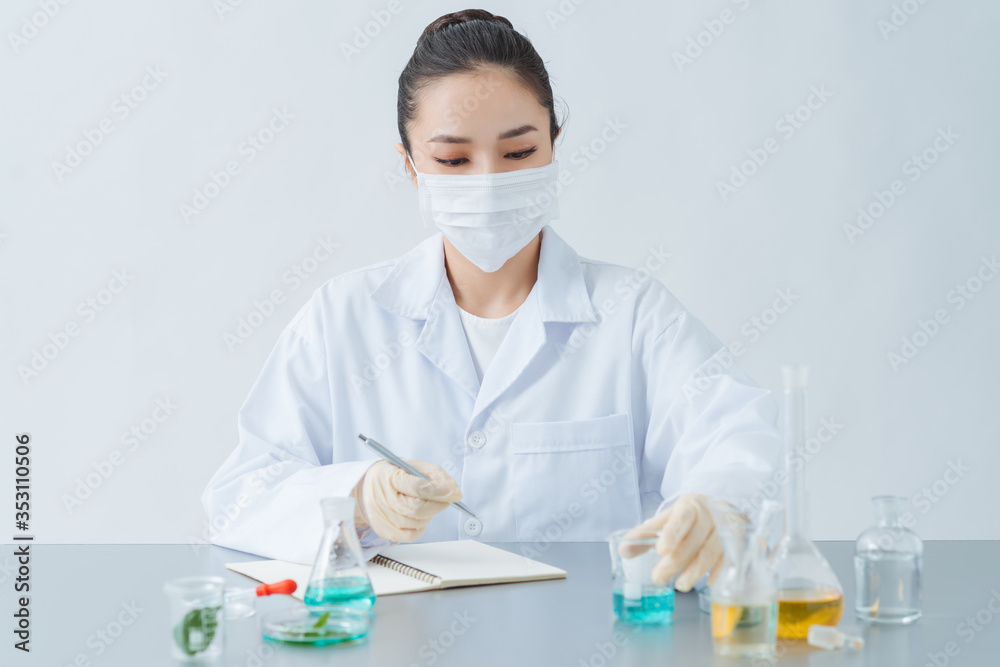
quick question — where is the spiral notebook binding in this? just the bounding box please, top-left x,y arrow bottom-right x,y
371,554 -> 442,585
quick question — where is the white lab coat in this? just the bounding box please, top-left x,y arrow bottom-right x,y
201,225 -> 782,565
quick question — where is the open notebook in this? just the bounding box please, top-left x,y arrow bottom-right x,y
225,540 -> 566,599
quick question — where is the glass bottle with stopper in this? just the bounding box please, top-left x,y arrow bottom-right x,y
854,495 -> 923,624
769,364 -> 844,638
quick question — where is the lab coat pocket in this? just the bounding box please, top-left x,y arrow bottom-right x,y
510,412 -> 641,542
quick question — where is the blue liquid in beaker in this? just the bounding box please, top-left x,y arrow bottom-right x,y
613,587 -> 675,624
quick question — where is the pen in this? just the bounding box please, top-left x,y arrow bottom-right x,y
358,433 -> 478,519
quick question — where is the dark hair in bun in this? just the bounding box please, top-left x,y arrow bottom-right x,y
397,9 -> 562,158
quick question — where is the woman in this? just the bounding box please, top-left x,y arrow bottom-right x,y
202,9 -> 782,594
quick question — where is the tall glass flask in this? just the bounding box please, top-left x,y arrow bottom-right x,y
769,364 -> 844,639
854,495 -> 923,624
304,497 -> 376,611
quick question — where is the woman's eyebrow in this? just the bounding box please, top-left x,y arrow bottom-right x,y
426,124 -> 539,144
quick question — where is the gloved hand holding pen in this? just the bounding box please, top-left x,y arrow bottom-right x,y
350,459 -> 463,543
620,492 -> 728,592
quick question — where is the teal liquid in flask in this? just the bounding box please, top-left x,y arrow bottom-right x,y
259,496 -> 376,645
304,497 -> 376,611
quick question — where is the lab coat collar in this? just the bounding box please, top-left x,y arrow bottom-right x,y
369,225 -> 598,324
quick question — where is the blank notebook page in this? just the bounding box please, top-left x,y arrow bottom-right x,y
377,540 -> 566,587
225,540 -> 565,599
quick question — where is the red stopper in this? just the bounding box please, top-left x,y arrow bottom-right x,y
255,579 -> 297,597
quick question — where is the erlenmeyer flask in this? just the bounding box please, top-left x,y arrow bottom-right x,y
769,364 -> 844,639
707,498 -> 782,658
304,497 -> 376,611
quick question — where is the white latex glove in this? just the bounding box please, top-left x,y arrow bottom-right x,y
350,459 -> 462,543
621,492 -> 725,592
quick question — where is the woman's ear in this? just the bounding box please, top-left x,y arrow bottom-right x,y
394,142 -> 417,184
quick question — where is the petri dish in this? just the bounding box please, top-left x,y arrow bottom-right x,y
261,607 -> 371,646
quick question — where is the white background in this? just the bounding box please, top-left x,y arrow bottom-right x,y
1,0 -> 997,545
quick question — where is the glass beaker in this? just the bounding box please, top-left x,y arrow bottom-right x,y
770,364 -> 844,639
854,495 -> 923,624
607,528 -> 675,624
707,498 -> 782,658
163,576 -> 225,662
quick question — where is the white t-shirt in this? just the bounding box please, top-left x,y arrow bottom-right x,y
457,302 -> 523,384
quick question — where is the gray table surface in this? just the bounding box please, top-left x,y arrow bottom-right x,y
5,541 -> 999,666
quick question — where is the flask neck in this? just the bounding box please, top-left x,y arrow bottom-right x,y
782,386 -> 809,539
872,496 -> 906,527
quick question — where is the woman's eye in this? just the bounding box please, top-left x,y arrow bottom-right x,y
432,147 -> 538,167
507,147 -> 537,159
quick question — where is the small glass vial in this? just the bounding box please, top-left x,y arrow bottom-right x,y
854,495 -> 923,624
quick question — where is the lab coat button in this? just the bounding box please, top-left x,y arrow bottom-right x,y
467,430 -> 486,449
464,517 -> 483,536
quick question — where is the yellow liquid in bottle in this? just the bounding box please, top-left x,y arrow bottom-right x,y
776,589 -> 843,639
711,601 -> 777,657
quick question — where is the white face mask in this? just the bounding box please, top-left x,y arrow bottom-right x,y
406,151 -> 561,273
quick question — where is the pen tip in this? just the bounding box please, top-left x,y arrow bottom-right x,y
358,433 -> 366,442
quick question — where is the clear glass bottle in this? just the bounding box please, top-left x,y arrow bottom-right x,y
854,495 -> 923,624
769,364 -> 844,639
304,497 -> 376,611
707,498 -> 783,659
